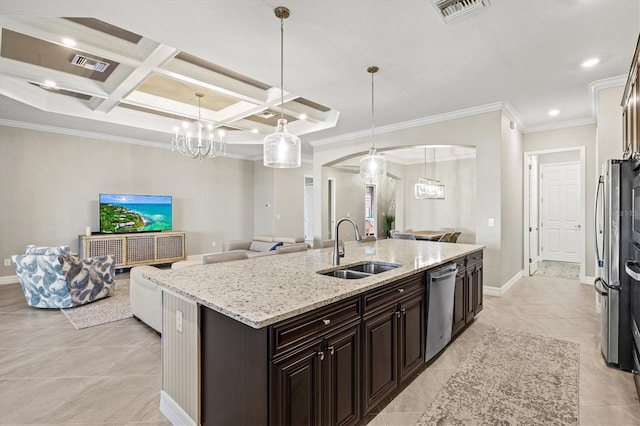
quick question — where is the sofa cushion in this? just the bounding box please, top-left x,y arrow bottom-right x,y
249,240 -> 276,252
274,236 -> 305,245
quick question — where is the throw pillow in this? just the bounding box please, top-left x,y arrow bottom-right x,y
270,241 -> 283,251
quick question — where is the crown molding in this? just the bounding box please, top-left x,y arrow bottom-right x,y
309,102 -> 506,147
523,117 -> 597,134
588,75 -> 626,119
0,118 -> 253,161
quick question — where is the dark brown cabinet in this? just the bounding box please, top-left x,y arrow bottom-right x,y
362,274 -> 425,415
622,35 -> 640,159
452,251 -> 484,338
269,297 -> 362,426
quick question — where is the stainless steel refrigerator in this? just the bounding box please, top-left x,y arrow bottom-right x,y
594,159 -> 634,371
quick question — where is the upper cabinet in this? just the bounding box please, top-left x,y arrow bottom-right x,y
622,34 -> 640,160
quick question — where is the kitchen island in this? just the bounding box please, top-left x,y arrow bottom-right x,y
146,238 -> 484,426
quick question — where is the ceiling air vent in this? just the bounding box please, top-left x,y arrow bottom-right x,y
433,0 -> 490,23
256,110 -> 277,119
70,54 -> 110,72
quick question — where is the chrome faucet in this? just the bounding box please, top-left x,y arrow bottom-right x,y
333,217 -> 362,266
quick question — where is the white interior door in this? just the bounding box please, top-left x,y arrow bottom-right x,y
303,176 -> 313,242
540,163 -> 580,262
529,156 -> 539,274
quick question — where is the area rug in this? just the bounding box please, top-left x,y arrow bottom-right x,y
534,260 -> 580,280
61,279 -> 132,329
417,327 -> 579,426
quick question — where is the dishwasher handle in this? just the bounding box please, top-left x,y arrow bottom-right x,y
430,266 -> 458,281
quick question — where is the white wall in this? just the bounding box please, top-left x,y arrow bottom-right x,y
403,157 -> 476,244
0,126 -> 255,278
522,124 -> 596,277
325,167 -> 366,242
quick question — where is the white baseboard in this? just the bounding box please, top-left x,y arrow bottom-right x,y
580,275 -> 595,285
484,270 -> 523,297
160,391 -> 196,426
0,275 -> 18,285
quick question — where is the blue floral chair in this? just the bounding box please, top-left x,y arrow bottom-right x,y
11,245 -> 116,308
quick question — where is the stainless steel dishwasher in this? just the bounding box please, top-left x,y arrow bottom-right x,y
425,263 -> 458,362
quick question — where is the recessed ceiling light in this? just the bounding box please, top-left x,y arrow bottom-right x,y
299,113 -> 307,120
581,58 -> 600,68
62,37 -> 76,47
43,80 -> 56,88
251,128 -> 259,134
548,109 -> 560,117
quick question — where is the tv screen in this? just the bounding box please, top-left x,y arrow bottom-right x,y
99,193 -> 172,233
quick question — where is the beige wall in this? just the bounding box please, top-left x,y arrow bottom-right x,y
0,126 -> 254,278
325,168 -> 366,242
597,85 -> 625,172
403,157 -> 476,244
313,111 -> 507,288
500,113 -> 524,283
522,123 -> 597,277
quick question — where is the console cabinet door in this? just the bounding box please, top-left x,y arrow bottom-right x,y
471,262 -> 484,315
362,305 -> 398,414
398,291 -> 425,382
452,270 -> 466,336
323,323 -> 361,426
465,269 -> 474,323
271,342 -> 323,426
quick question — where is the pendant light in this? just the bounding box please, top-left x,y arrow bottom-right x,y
360,66 -> 387,183
263,6 -> 301,168
171,93 -> 225,160
414,147 -> 445,199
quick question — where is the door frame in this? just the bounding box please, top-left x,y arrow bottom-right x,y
523,146 -> 585,281
303,175 -> 314,243
328,178 -> 336,240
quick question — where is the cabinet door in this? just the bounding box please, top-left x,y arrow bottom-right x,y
452,271 -> 466,336
399,291 -> 425,382
465,270 -> 474,323
271,343 -> 323,426
472,263 -> 484,315
323,323 -> 361,426
362,305 -> 398,414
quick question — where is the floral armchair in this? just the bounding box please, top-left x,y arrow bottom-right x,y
11,245 -> 116,308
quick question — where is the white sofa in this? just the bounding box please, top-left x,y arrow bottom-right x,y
130,265 -> 163,333
223,235 -> 305,258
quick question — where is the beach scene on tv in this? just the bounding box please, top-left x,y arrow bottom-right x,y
99,194 -> 172,233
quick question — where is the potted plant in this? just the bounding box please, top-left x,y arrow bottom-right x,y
385,215 -> 395,237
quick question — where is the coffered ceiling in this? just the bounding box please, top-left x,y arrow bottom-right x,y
0,1 -> 638,161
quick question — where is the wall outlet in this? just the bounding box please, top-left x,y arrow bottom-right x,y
176,310 -> 183,333
211,241 -> 216,248
3,259 -> 10,267
488,218 -> 495,227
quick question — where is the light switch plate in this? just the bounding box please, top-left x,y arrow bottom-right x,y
3,259 -> 10,267
488,218 -> 495,227
176,310 -> 183,333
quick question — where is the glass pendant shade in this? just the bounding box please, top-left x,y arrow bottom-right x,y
360,147 -> 387,184
414,178 -> 445,199
263,118 -> 301,168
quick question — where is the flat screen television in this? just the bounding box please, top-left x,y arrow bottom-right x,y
99,193 -> 172,233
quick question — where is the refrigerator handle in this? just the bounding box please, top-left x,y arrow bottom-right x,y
594,176 -> 604,267
594,277 -> 608,296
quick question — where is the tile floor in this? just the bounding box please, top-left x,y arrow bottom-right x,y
0,274 -> 638,425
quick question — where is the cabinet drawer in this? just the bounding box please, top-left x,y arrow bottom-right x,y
270,297 -> 361,357
363,273 -> 424,315
467,251 -> 483,266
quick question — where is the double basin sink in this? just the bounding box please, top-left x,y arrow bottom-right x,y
318,261 -> 401,279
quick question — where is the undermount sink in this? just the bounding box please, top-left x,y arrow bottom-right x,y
318,261 -> 401,279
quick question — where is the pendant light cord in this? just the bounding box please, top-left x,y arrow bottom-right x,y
371,71 -> 375,149
280,15 -> 284,120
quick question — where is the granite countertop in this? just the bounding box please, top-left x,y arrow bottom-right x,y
144,239 -> 484,329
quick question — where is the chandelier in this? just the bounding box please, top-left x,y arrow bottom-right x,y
415,147 -> 445,199
263,6 -> 301,168
360,66 -> 387,183
171,93 -> 225,160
